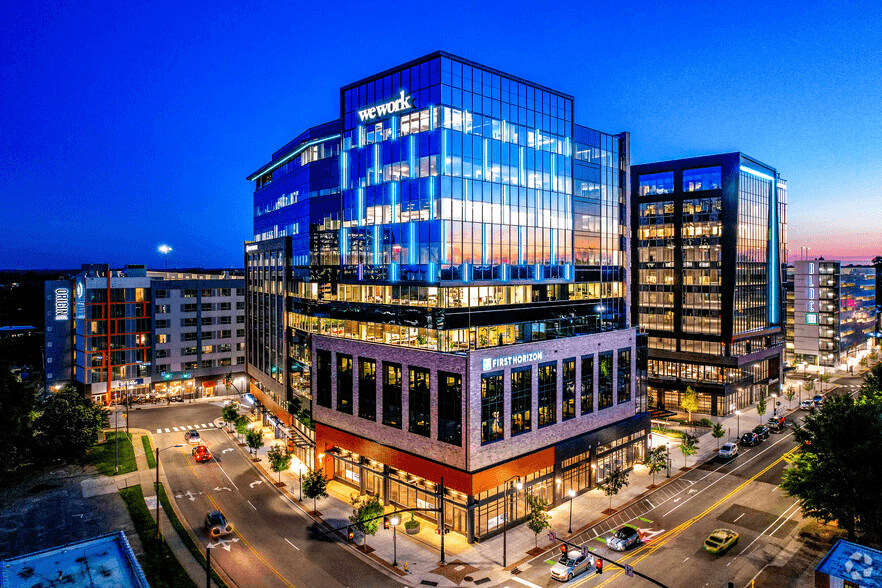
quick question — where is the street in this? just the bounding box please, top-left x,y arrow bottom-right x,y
130,403 -> 400,588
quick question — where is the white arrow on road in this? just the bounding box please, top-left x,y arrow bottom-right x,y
222,448 -> 234,454
175,490 -> 204,501
214,487 -> 232,492
638,528 -> 665,542
206,537 -> 240,552
249,480 -> 262,488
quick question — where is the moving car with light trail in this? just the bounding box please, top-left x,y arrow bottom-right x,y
704,528 -> 739,554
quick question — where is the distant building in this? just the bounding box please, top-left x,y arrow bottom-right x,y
786,260 -> 878,368
814,539 -> 882,588
0,531 -> 149,588
631,153 -> 787,416
44,264 -> 245,403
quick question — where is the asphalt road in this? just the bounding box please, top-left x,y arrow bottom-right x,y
490,417 -> 802,588
133,403 -> 399,588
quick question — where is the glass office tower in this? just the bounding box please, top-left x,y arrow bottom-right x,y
245,52 -> 647,542
632,153 -> 787,416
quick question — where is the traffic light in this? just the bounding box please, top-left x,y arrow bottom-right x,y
595,558 -> 603,574
435,527 -> 450,535
383,517 -> 390,529
347,530 -> 354,541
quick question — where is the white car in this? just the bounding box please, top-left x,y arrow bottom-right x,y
184,430 -> 202,444
800,399 -> 814,410
718,442 -> 738,459
550,550 -> 592,582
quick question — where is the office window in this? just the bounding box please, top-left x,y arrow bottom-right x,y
183,289 -> 197,298
183,361 -> 198,370
359,358 -> 376,421
562,358 -> 576,420
201,359 -> 213,369
236,301 -> 245,310
201,303 -> 213,312
236,315 -> 245,324
581,355 -> 594,415
236,356 -> 245,365
181,318 -> 197,328
316,349 -> 332,408
481,372 -> 504,444
639,171 -> 674,195
599,351 -> 613,409
156,334 -> 168,344
510,367 -> 531,436
218,302 -> 232,311
155,290 -> 169,299
617,348 -> 632,404
538,362 -> 557,427
683,166 -> 721,192
201,289 -> 213,297
201,317 -> 213,326
155,319 -> 170,329
438,371 -> 462,446
180,332 -> 197,342
337,354 -> 353,414
382,362 -> 402,429
182,346 -> 197,356
408,367 -> 430,437
218,316 -> 231,324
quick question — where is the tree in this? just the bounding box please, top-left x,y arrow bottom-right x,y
646,446 -> 667,486
267,444 -> 292,483
0,362 -> 38,472
681,386 -> 699,423
803,378 -> 815,396
33,387 -> 109,464
756,396 -> 767,420
785,386 -> 796,409
782,394 -> 882,542
302,467 -> 328,514
526,493 -> 551,547
679,435 -> 698,468
235,415 -> 249,442
222,403 -> 238,432
349,492 -> 384,550
860,363 -> 882,399
597,467 -> 630,511
819,372 -> 832,392
711,422 -> 725,450
245,428 -> 264,455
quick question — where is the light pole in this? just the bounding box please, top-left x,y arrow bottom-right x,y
502,476 -> 522,569
665,443 -> 671,478
389,514 -> 400,566
567,489 -> 576,533
735,411 -> 742,438
158,244 -> 172,271
155,444 -> 184,540
771,394 -> 778,417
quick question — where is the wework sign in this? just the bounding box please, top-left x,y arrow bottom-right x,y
357,90 -> 414,123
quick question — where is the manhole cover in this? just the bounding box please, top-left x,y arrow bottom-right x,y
463,576 -> 473,582
474,579 -> 491,585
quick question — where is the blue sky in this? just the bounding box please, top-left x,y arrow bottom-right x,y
1,0 -> 879,269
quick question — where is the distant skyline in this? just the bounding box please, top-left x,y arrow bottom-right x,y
1,0 -> 880,269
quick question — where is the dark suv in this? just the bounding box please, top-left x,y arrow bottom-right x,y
753,425 -> 770,440
767,416 -> 786,432
740,432 -> 760,447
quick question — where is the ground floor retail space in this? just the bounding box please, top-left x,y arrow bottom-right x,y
316,414 -> 649,543
649,377 -> 781,417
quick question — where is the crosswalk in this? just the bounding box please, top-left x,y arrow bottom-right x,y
157,423 -> 218,434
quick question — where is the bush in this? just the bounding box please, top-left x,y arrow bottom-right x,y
88,431 -> 136,476
698,418 -> 714,428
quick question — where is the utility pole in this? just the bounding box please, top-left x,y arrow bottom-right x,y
438,476 -> 446,565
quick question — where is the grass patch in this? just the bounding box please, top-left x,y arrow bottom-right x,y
89,431 -> 137,475
119,485 -> 197,588
156,482 -> 229,588
651,427 -> 685,439
142,436 -> 156,468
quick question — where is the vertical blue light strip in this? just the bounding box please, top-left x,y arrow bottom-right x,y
391,181 -> 398,223
441,221 -> 448,263
340,151 -> 349,190
373,143 -> 381,185
550,229 -> 557,264
373,225 -> 380,264
535,263 -> 542,281
482,223 -> 489,264
391,116 -> 398,140
768,176 -> 781,325
518,147 -> 526,187
463,262 -> 470,283
483,138 -> 489,181
357,187 -> 364,227
429,178 -> 435,220
408,135 -> 416,179
390,262 -> 398,282
340,228 -> 348,264
441,129 -> 448,175
429,261 -> 436,282
409,222 -> 416,265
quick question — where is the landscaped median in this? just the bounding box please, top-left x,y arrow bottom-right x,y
89,431 -> 137,475
142,435 -> 157,468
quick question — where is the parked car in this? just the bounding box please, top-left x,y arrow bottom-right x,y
718,442 -> 739,459
184,430 -> 202,445
204,511 -> 233,538
753,425 -> 770,440
767,416 -> 786,432
550,550 -> 592,582
704,528 -> 739,554
739,432 -> 760,447
193,444 -> 212,462
800,399 -> 814,410
813,394 -> 824,406
606,526 -> 641,551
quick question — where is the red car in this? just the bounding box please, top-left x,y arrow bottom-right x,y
193,444 -> 212,462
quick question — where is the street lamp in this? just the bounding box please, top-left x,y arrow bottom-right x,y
665,443 -> 671,478
502,476 -> 522,569
567,489 -> 576,533
735,411 -> 742,438
158,244 -> 172,271
389,515 -> 400,566
155,443 -> 184,540
771,394 -> 778,417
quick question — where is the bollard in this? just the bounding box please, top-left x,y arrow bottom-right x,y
403,562 -> 408,573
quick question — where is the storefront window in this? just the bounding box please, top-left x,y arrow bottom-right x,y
510,367 -> 531,436
481,372 -> 504,444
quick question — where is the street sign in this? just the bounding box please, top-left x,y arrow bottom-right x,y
548,531 -> 556,541
626,564 -> 634,577
581,546 -> 590,558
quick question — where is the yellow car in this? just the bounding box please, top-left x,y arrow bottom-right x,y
704,529 -> 739,554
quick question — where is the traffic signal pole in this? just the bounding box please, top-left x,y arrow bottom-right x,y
546,533 -> 670,587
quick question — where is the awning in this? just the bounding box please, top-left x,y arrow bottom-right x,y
202,380 -> 217,388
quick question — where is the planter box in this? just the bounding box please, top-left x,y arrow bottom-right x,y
405,524 -> 420,535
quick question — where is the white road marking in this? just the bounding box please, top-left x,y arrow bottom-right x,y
249,480 -> 263,488
734,513 -> 745,522
512,577 -> 543,588
186,425 -> 193,429
156,428 -> 162,434
222,448 -> 234,454
285,538 -> 300,550
200,423 -> 207,428
682,557 -> 689,563
165,428 -> 170,433
731,501 -> 801,563
172,427 -> 179,431
247,500 -> 257,510
213,459 -> 239,491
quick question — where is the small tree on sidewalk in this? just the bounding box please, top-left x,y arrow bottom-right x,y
802,378 -> 815,401
711,422 -> 725,449
785,386 -> 796,409
646,446 -> 667,486
302,467 -> 328,514
597,467 -> 629,512
526,493 -> 551,548
267,444 -> 291,483
756,396 -> 767,421
222,403 -> 238,432
679,436 -> 698,468
681,386 -> 699,423
235,415 -> 249,442
349,492 -> 383,551
245,428 -> 264,456
819,372 -> 831,392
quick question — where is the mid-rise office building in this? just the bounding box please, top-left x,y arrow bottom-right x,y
245,51 -> 648,542
787,260 -> 877,368
631,153 -> 787,416
44,264 -> 246,403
